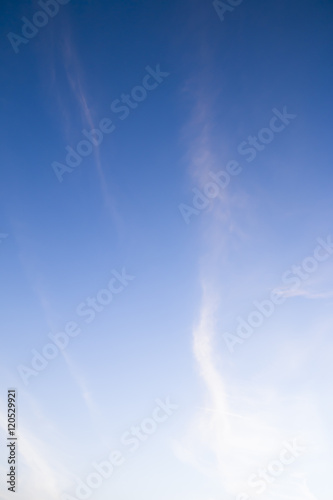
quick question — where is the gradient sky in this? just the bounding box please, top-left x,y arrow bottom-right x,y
1,0 -> 333,499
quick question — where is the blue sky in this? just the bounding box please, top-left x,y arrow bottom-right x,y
0,0 -> 333,499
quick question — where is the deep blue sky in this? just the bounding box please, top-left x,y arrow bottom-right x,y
0,1 -> 333,499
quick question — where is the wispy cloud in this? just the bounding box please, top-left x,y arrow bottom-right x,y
275,287 -> 333,300
43,22 -> 121,227
175,57 -> 320,499
62,30 -> 121,221
177,280 -> 322,496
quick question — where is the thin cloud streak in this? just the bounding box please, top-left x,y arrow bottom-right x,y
43,21 -> 121,228
275,287 -> 333,300
61,30 -> 121,224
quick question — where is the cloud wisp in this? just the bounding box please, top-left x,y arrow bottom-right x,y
175,62 -> 320,499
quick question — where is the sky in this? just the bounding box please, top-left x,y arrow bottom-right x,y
0,0 -> 333,499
